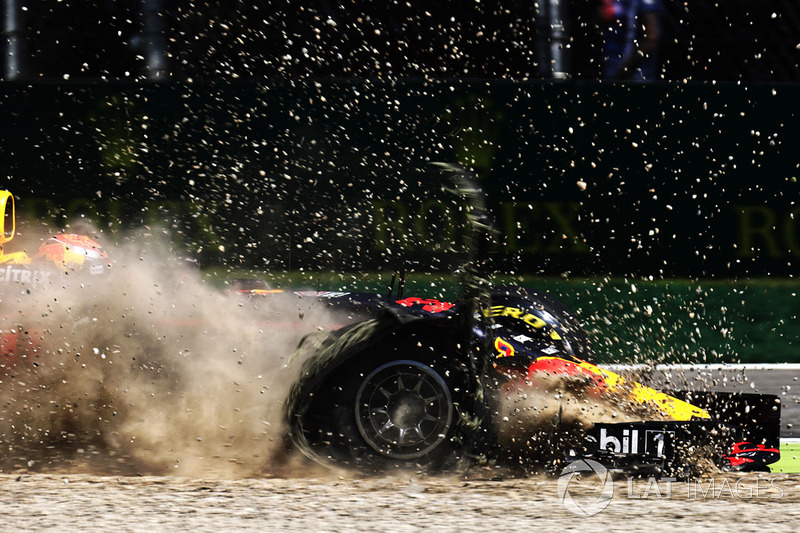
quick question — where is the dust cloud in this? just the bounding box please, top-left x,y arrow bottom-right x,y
0,227 -> 713,479
0,230 -> 343,478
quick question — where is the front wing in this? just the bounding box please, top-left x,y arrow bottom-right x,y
568,391 -> 781,474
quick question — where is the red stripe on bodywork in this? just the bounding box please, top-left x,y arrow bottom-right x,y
527,357 -> 610,394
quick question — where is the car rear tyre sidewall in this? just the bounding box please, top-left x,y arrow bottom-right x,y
354,359 -> 454,461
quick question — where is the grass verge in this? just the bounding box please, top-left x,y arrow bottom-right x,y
773,440 -> 800,474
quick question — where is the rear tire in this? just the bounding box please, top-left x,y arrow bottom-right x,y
290,330 -> 472,473
354,360 -> 454,461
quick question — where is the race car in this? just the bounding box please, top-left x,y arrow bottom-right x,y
279,172 -> 781,476
281,280 -> 780,476
0,190 -> 111,372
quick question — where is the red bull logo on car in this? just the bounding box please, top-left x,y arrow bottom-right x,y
36,234 -> 109,274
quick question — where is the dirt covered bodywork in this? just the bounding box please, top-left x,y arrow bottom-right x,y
283,286 -> 780,476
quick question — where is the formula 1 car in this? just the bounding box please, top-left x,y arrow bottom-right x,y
0,191 -> 111,373
282,282 -> 780,476
280,174 -> 781,476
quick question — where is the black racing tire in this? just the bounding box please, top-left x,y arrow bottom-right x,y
291,329 -> 473,473
354,359 -> 454,461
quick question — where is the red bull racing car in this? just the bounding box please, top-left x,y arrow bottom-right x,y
0,191 -> 112,372
280,282 -> 780,476
277,173 -> 781,476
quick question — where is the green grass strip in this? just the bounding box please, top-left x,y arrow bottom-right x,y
773,441 -> 800,474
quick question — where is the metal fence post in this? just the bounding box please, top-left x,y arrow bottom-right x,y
3,0 -> 22,80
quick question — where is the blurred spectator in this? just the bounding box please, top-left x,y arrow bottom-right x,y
599,0 -> 662,80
